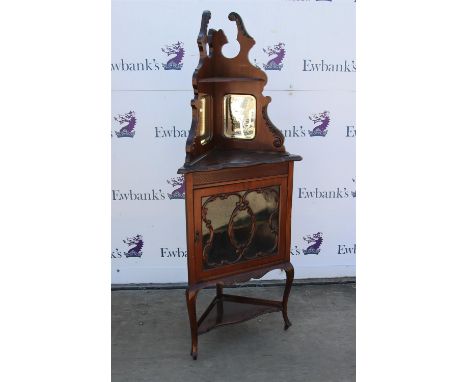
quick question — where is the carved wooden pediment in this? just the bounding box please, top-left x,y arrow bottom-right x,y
182,11 -> 293,169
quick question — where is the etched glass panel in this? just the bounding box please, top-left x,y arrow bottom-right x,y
201,185 -> 279,270
223,94 -> 256,139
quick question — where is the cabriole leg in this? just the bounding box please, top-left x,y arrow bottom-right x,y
282,263 -> 294,330
186,287 -> 199,360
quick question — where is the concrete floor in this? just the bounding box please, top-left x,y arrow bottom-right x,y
112,283 -> 355,382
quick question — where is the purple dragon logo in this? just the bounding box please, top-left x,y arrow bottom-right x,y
308,111 -> 330,137
124,234 -> 144,258
161,41 -> 184,70
167,176 -> 185,200
263,42 -> 286,71
114,111 -> 136,138
112,234 -> 144,258
302,232 -> 323,255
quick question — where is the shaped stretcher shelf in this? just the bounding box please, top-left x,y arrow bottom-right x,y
197,293 -> 284,335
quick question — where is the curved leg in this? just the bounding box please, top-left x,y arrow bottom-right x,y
186,287 -> 199,360
282,263 -> 294,330
216,283 -> 224,324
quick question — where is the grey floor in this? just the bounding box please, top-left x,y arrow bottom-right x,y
112,283 -> 355,382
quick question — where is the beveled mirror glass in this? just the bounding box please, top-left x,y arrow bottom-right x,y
198,95 -> 212,145
223,94 -> 256,139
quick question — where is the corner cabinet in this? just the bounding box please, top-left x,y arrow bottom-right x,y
178,11 -> 301,360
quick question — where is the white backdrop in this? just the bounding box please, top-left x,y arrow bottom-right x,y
111,0 -> 355,284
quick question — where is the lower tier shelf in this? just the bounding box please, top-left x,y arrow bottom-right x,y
197,293 -> 283,335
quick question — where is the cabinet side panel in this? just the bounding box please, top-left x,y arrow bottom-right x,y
184,173 -> 196,285
284,162 -> 294,262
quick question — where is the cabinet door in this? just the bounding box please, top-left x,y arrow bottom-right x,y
193,176 -> 288,280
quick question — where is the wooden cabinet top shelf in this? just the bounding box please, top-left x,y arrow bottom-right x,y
178,149 -> 302,174
198,77 -> 264,83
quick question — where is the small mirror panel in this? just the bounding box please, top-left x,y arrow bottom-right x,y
198,95 -> 212,145
223,94 -> 256,139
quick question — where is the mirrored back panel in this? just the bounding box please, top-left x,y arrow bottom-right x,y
223,94 -> 256,140
198,95 -> 212,145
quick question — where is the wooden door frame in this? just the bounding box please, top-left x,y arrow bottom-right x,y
192,176 -> 288,282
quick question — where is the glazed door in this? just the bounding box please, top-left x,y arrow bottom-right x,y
193,176 -> 288,280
